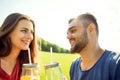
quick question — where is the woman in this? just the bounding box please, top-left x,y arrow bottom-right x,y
0,13 -> 38,80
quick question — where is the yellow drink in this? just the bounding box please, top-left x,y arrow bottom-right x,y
20,76 -> 31,80
20,63 -> 40,80
20,75 -> 39,80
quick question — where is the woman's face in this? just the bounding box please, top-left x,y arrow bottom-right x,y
9,19 -> 34,51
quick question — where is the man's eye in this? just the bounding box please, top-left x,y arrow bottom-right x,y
71,29 -> 76,33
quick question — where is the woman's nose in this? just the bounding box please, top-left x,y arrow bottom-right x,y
26,33 -> 33,41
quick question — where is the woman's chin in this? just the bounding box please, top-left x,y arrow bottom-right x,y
21,47 -> 29,50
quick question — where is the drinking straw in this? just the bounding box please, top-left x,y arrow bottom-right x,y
50,47 -> 53,80
50,47 -> 53,63
28,47 -> 32,64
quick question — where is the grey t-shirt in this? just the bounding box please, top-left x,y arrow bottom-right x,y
70,50 -> 120,80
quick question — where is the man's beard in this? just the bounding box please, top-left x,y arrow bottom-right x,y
70,31 -> 88,53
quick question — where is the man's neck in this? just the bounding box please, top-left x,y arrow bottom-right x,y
80,47 -> 104,71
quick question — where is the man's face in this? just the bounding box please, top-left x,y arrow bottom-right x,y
67,19 -> 88,53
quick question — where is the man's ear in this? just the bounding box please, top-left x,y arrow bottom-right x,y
87,23 -> 96,33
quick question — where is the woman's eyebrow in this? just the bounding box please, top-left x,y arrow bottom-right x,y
21,27 -> 29,29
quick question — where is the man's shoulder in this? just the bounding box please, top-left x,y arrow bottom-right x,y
72,57 -> 81,64
70,57 -> 81,69
105,49 -> 120,61
105,50 -> 120,79
104,50 -> 120,69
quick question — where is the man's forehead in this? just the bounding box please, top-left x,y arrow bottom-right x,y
68,19 -> 78,29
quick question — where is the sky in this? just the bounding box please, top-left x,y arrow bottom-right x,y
0,0 -> 120,52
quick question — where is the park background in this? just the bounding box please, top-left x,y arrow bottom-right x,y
0,0 -> 120,80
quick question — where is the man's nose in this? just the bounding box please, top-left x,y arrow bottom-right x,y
67,32 -> 72,39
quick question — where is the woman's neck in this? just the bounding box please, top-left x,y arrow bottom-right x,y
0,48 -> 20,75
8,48 -> 21,60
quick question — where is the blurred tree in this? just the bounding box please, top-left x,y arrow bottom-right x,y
37,36 -> 70,53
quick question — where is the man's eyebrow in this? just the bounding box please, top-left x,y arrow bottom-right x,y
68,26 -> 75,31
67,26 -> 75,34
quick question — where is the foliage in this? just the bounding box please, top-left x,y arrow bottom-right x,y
37,37 -> 70,53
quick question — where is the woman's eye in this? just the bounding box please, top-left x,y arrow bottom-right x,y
31,31 -> 34,34
21,30 -> 27,33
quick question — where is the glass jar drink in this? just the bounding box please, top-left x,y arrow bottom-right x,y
44,62 -> 67,80
20,63 -> 40,80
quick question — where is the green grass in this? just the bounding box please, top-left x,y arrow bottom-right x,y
37,51 -> 79,80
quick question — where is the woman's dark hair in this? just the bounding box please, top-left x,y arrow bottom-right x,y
0,13 -> 38,73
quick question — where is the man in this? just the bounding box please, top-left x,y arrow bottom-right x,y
67,13 -> 120,80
